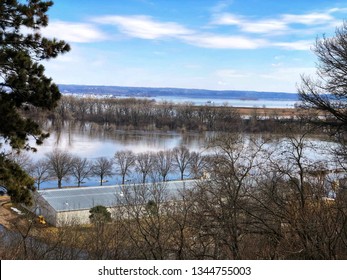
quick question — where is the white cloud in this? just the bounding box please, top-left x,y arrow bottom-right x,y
94,14 -> 270,49
273,40 -> 314,51
94,13 -> 315,51
212,13 -> 288,34
328,7 -> 347,14
211,13 -> 243,25
206,8 -> 346,51
182,34 -> 267,49
41,21 -> 106,43
241,20 -> 288,34
210,9 -> 345,35
281,13 -> 334,25
56,9 -> 343,51
93,15 -> 193,39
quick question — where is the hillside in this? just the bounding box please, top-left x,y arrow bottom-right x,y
58,84 -> 299,101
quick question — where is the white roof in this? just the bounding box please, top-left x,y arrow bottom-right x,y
37,180 -> 197,212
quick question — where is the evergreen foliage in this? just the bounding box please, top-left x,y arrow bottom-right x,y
0,0 -> 70,204
0,154 -> 34,205
89,205 -> 112,223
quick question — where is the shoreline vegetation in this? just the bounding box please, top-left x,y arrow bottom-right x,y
25,95 -> 329,136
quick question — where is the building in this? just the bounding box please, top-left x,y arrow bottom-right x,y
28,180 -> 198,227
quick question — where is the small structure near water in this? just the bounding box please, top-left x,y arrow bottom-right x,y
26,180 -> 198,227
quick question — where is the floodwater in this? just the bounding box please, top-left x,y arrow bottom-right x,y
24,122 -> 211,188
16,121 -> 338,189
28,122 -> 209,161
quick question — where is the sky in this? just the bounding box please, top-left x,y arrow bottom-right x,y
40,0 -> 347,93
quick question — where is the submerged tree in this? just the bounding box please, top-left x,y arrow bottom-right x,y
154,150 -> 174,182
114,150 -> 135,185
92,157 -> 114,186
135,152 -> 154,184
46,149 -> 74,188
0,0 -> 70,203
71,156 -> 92,187
173,146 -> 192,180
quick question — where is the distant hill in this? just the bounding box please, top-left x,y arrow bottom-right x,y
58,84 -> 299,101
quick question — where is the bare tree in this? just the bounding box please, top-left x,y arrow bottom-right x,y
92,157 -> 114,186
154,150 -> 174,182
299,21 -> 347,129
270,132 -> 311,209
7,151 -> 33,172
192,133 -> 266,259
28,159 -> 51,190
135,152 -> 154,184
46,149 -> 74,188
265,127 -> 345,258
173,146 -> 192,180
114,150 -> 135,184
117,182 -> 172,259
189,151 -> 206,179
71,156 -> 93,187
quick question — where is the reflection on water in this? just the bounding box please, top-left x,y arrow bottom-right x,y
24,122 -> 212,188
29,122 -> 210,160
21,121 -> 340,190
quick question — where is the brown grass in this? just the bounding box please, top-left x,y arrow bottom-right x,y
236,107 -> 297,117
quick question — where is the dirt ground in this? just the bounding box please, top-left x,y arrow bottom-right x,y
0,196 -> 36,231
0,196 -> 56,235
0,196 -> 18,229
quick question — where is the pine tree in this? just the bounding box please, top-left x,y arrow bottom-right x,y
0,0 -> 70,204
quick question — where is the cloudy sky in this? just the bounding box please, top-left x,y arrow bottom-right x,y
42,0 -> 347,93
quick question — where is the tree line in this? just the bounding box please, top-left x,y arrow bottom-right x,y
14,146 -> 206,191
25,95 -> 319,134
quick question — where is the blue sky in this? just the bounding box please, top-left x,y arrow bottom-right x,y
41,0 -> 347,93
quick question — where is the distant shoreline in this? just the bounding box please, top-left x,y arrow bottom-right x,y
58,84 -> 299,102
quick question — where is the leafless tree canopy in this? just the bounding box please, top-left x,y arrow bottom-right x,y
299,21 -> 347,129
92,157 -> 114,186
46,149 -> 74,189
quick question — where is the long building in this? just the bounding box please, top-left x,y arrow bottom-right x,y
28,180 -> 198,227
